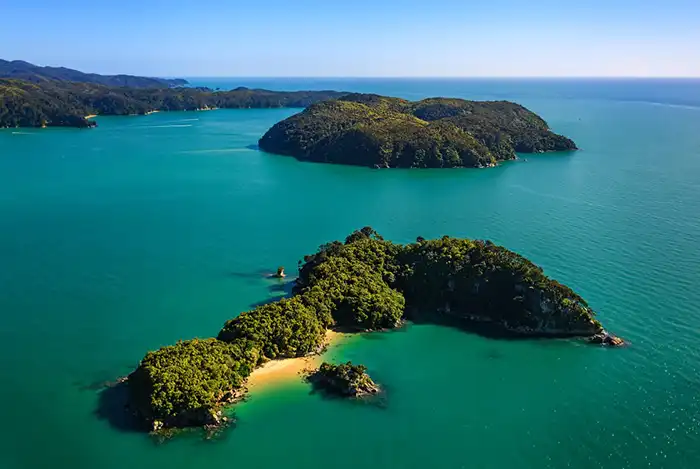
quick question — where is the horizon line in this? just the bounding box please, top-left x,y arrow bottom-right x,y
178,75 -> 700,80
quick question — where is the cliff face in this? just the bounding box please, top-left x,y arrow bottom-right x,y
430,280 -> 601,336
258,94 -> 577,168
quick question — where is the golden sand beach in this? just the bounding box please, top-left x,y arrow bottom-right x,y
246,330 -> 346,389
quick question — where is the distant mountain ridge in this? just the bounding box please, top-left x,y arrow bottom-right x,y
0,59 -> 188,88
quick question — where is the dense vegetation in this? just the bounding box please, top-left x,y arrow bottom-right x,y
128,338 -> 259,429
258,93 -> 577,168
0,59 -> 187,87
307,362 -> 379,397
0,79 -> 346,128
127,228 -> 605,431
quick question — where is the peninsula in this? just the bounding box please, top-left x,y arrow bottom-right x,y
0,79 -> 346,129
125,227 -> 620,433
259,93 -> 577,168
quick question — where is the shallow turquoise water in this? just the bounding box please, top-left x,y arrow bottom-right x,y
1,80 -> 699,468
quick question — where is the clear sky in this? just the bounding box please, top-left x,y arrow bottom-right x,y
2,0 -> 698,77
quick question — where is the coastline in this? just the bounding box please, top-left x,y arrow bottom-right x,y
246,330 -> 346,390
85,114 -> 98,119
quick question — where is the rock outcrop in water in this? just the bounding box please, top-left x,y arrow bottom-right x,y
588,330 -> 625,346
258,93 -> 577,168
125,227 -> 615,432
307,362 -> 379,397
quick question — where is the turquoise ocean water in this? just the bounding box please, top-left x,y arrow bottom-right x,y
1,79 -> 699,468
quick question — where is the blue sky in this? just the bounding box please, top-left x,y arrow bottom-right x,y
2,0 -> 698,77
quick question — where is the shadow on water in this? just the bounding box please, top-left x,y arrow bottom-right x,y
248,279 -> 295,308
94,381 -> 145,433
245,144 -> 259,151
226,269 -> 273,284
307,383 -> 389,410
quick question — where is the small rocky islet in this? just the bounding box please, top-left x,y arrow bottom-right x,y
123,227 -> 622,433
258,93 -> 577,168
307,362 -> 380,397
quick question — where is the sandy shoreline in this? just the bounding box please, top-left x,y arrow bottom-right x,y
85,114 -> 98,119
246,330 -> 346,390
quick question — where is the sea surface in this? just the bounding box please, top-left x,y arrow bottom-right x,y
1,78 -> 699,468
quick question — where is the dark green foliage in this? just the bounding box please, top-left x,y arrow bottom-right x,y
128,339 -> 259,425
308,361 -> 379,397
128,227 -> 602,430
217,297 -> 326,359
336,280 -> 404,330
0,78 -> 346,128
258,93 -> 577,168
293,234 -> 405,330
293,228 -> 599,334
0,59 -> 187,87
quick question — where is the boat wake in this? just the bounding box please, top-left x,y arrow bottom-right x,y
141,124 -> 193,128
181,148 -> 255,154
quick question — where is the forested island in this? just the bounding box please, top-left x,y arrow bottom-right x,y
0,79 -> 345,128
259,93 -> 577,168
124,228 -> 621,433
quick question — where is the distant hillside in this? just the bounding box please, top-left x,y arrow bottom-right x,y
0,79 -> 346,128
0,59 -> 188,88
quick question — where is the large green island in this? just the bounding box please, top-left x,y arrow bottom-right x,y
259,93 -> 577,168
123,228 -> 621,433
